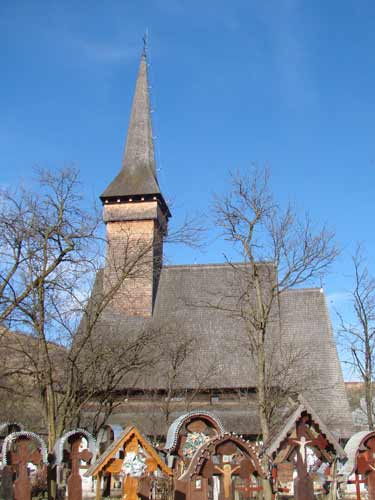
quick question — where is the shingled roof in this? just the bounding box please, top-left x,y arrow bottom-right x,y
90,262 -> 353,439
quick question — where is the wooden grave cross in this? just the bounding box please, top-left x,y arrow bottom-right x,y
288,432 -> 327,467
121,437 -> 148,500
213,463 -> 240,500
286,421 -> 327,500
67,436 -> 93,500
356,436 -> 375,500
9,438 -> 42,500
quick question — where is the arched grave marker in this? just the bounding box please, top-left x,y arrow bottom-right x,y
165,410 -> 225,478
341,430 -> 375,500
2,431 -> 48,500
54,429 -> 96,500
176,433 -> 266,500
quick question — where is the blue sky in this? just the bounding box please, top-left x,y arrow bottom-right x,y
1,1 -> 374,375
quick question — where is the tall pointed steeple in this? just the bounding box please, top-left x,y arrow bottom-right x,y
101,49 -> 169,317
101,52 -> 169,217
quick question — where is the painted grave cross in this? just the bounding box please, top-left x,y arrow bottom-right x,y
286,419 -> 326,500
84,426 -> 172,500
290,436 -> 312,464
174,434 -> 265,500
214,463 -> 240,500
264,399 -> 346,500
121,436 -> 146,500
67,436 -> 93,500
287,417 -> 328,466
9,437 -> 42,500
356,436 -> 375,500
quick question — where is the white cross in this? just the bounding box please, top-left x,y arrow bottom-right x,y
293,436 -> 312,464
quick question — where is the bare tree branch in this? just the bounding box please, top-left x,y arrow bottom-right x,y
337,243 -> 375,430
212,166 -> 338,442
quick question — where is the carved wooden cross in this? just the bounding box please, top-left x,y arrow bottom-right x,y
286,421 -> 322,500
293,444 -> 315,500
67,436 -> 93,500
290,436 -> 312,464
9,437 -> 42,500
214,463 -> 240,500
288,434 -> 326,467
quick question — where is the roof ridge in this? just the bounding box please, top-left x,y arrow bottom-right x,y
281,287 -> 324,293
162,261 -> 275,270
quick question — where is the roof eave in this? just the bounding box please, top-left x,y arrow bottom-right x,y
100,192 -> 171,219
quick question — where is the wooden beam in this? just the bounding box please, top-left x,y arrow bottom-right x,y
95,472 -> 102,500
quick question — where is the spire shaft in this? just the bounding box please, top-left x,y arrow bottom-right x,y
101,52 -> 166,205
121,53 -> 156,176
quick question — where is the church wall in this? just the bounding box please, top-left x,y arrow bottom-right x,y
103,201 -> 163,223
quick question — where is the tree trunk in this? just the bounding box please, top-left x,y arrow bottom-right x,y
257,333 -> 270,441
257,334 -> 273,500
365,377 -> 374,430
46,384 -> 57,450
46,384 -> 57,499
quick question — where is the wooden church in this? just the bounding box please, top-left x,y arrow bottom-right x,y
86,50 -> 353,443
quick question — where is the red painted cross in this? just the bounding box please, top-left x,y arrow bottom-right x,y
67,436 -> 93,500
9,438 -> 42,500
357,437 -> 375,474
356,437 -> 375,500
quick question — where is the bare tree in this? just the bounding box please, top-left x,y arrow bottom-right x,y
337,244 -> 375,430
210,168 -> 338,500
0,168 -> 101,447
212,167 -> 338,441
0,169 -> 98,325
0,167 -> 204,455
0,328 -> 46,430
0,168 -> 159,450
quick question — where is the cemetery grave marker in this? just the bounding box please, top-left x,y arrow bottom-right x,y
264,396 -> 346,500
85,425 -> 172,500
2,431 -> 48,500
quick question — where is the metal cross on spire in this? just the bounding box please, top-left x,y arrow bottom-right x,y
142,29 -> 149,58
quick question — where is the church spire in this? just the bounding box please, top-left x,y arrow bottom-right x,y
101,45 -> 169,317
101,51 -> 169,216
